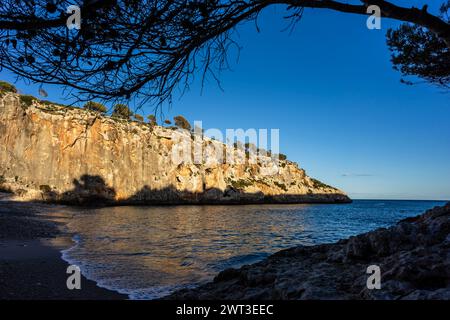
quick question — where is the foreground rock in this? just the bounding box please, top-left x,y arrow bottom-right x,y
0,92 -> 349,205
168,203 -> 450,300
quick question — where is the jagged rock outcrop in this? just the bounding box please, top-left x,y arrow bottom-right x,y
0,93 -> 350,204
168,203 -> 450,300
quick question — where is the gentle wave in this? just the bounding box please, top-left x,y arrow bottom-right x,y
59,200 -> 446,299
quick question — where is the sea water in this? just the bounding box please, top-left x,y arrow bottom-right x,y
59,200 -> 446,299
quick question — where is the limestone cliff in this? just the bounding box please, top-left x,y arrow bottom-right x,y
0,93 -> 350,204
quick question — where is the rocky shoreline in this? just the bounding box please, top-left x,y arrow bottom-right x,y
168,202 -> 450,300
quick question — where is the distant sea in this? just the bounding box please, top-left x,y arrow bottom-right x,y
58,200 -> 447,299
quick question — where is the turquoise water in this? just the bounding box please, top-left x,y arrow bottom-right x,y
59,200 -> 446,299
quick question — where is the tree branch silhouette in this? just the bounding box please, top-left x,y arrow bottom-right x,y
0,0 -> 448,105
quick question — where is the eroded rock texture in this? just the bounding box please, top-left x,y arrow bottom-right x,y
0,93 -> 350,204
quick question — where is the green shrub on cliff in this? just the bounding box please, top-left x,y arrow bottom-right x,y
147,114 -> 157,126
40,100 -> 67,108
274,181 -> 288,191
229,179 -> 253,190
112,104 -> 133,119
173,115 -> 191,131
134,114 -> 144,122
83,101 -> 107,113
0,81 -> 17,93
19,94 -> 37,107
271,153 -> 287,161
311,178 -> 336,190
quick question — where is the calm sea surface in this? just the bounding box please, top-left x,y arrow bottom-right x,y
58,200 -> 446,299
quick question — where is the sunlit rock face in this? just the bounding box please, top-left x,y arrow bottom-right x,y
0,93 -> 350,204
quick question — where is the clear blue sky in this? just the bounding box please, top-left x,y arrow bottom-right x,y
1,1 -> 449,200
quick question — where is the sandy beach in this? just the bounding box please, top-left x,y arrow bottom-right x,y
0,194 -> 126,300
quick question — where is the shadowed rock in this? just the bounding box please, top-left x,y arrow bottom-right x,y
167,203 -> 450,300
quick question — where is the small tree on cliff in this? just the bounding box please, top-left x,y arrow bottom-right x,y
112,104 -> 133,120
164,119 -> 172,125
19,94 -> 37,107
173,115 -> 191,131
83,101 -> 107,114
147,115 -> 157,126
0,81 -> 17,93
134,114 -> 144,122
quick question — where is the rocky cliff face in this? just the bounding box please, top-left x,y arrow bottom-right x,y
0,93 -> 350,204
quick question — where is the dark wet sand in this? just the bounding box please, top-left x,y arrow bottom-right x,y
0,195 -> 126,300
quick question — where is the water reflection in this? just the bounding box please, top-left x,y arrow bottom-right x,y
58,200 -> 445,299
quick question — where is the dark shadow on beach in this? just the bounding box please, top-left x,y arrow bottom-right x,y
0,198 -> 127,299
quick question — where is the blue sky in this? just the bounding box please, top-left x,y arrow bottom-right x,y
1,1 -> 449,200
